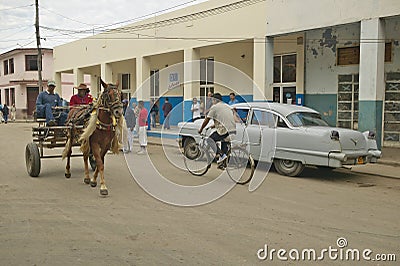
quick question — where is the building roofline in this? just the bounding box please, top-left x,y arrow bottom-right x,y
0,48 -> 53,58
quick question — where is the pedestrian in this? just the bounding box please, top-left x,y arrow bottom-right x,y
122,99 -> 128,115
133,102 -> 140,137
150,99 -> 159,128
2,104 -> 9,124
123,103 -> 136,153
191,97 -> 201,122
205,91 -> 213,115
137,100 -> 148,155
162,97 -> 173,130
200,98 -> 205,117
10,104 -> 16,121
228,92 -> 239,105
0,103 -> 4,123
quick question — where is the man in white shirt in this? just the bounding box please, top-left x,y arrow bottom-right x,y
198,93 -> 236,163
191,97 -> 201,122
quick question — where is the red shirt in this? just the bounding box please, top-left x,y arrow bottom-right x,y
138,108 -> 148,127
69,94 -> 93,106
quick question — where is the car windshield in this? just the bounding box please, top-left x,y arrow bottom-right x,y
287,112 -> 329,127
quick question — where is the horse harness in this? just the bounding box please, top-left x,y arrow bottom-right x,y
95,85 -> 122,132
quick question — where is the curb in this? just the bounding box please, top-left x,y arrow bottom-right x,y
377,160 -> 400,167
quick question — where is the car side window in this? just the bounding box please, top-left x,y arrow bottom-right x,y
251,110 -> 277,128
277,116 -> 288,128
234,108 -> 249,124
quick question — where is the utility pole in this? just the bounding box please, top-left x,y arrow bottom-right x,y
35,0 -> 43,91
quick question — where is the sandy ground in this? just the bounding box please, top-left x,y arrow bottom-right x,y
0,123 -> 399,265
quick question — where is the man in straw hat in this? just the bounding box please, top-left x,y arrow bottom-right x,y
69,83 -> 93,107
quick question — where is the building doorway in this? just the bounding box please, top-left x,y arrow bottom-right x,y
27,87 -> 39,117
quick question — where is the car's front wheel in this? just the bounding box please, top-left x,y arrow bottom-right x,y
274,159 -> 304,177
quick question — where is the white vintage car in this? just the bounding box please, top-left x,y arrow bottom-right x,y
178,102 -> 381,177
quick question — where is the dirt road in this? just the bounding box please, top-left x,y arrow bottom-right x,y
0,123 -> 399,265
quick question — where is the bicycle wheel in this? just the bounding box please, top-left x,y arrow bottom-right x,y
226,146 -> 255,184
183,139 -> 213,176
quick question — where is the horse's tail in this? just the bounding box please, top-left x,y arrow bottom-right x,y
61,134 -> 72,160
79,111 -> 98,156
61,125 -> 74,160
110,115 -> 127,154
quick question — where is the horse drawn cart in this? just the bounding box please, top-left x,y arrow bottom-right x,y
25,106 -> 96,177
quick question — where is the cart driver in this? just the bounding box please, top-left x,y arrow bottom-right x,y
36,80 -> 67,126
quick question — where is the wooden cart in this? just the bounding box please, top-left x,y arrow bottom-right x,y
25,117 -> 96,177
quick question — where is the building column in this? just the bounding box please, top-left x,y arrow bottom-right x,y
54,72 -> 62,96
265,37 -> 274,101
359,18 -> 385,148
100,63 -> 113,84
73,68 -> 84,86
183,48 -> 200,121
253,37 -> 266,101
135,56 -> 150,101
136,57 -> 151,128
90,74 -> 100,99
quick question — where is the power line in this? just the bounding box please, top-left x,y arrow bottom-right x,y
92,0 -> 200,31
39,0 -> 266,41
0,4 -> 33,12
0,25 -> 34,31
39,5 -> 98,27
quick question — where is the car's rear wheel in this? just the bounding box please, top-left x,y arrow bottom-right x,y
274,159 -> 304,177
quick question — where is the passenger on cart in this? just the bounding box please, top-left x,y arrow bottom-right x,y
69,83 -> 93,107
36,80 -> 67,126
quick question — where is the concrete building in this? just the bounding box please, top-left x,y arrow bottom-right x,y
0,48 -> 53,119
0,48 -> 90,119
53,0 -> 400,148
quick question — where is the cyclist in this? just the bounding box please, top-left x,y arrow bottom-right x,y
198,93 -> 236,164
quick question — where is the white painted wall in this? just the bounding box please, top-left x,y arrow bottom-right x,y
266,0 -> 400,36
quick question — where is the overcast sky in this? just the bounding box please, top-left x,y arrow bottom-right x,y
0,0 -> 207,54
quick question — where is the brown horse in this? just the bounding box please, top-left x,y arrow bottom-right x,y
62,79 -> 125,196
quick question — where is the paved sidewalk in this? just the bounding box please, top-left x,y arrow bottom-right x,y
379,146 -> 400,166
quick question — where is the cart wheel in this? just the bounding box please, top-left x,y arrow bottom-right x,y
25,142 -> 41,177
89,153 -> 97,171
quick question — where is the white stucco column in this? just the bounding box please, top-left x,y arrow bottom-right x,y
100,63 -> 113,84
90,74 -> 100,98
73,68 -> 84,87
359,18 -> 385,148
183,48 -> 200,100
253,37 -> 266,101
265,37 -> 274,100
183,48 -> 200,121
136,56 -> 150,101
54,72 -> 62,96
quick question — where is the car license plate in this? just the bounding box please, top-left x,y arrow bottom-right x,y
357,156 -> 364,164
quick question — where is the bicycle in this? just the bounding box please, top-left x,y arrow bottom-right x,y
183,128 -> 255,184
